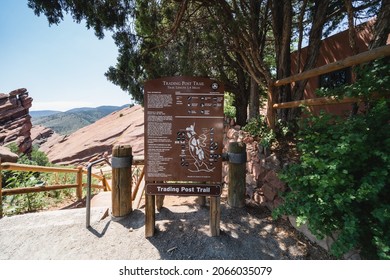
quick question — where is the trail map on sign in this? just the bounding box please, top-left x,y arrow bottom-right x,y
178,123 -> 216,173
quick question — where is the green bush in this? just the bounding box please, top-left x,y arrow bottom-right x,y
243,115 -> 275,148
2,146 -> 77,216
274,59 -> 390,259
224,92 -> 236,119
274,99 -> 390,259
316,58 -> 390,100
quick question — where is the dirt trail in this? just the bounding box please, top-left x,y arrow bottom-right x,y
0,193 -> 332,260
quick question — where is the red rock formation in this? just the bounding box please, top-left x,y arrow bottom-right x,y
39,105 -> 144,165
0,88 -> 33,154
31,125 -> 58,146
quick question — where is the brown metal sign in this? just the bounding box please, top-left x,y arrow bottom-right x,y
146,183 -> 222,196
144,76 -> 224,183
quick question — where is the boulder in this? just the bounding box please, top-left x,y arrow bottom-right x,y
0,146 -> 19,163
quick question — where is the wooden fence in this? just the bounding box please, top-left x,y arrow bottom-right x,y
266,44 -> 390,129
0,160 -> 110,218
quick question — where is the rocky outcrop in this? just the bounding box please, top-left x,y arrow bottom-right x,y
0,88 -> 33,154
0,146 -> 19,163
31,125 -> 58,146
39,105 -> 144,165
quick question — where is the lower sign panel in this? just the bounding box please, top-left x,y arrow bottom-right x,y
146,183 -> 222,196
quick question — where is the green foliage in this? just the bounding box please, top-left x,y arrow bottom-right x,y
275,60 -> 390,259
316,58 -> 390,100
2,147 -> 77,216
242,115 -> 275,148
274,99 -> 390,259
224,92 -> 236,119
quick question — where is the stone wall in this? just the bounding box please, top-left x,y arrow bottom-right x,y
222,122 -> 286,211
0,88 -> 33,154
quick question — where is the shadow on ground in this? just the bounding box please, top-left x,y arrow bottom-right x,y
0,196 -> 332,260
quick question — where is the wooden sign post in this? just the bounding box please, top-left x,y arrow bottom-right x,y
111,145 -> 133,218
144,76 -> 224,237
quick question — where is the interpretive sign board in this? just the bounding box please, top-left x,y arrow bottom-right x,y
144,76 -> 224,190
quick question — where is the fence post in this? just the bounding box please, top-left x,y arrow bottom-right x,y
145,194 -> 155,237
228,142 -> 247,208
266,84 -> 276,130
102,176 -> 108,191
76,166 -> 83,200
111,145 -> 133,218
0,158 -> 3,218
210,196 -> 220,236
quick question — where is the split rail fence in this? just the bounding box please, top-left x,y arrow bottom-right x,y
0,160 -> 110,218
266,44 -> 390,129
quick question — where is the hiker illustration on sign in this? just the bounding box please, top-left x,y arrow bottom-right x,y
183,123 -> 215,173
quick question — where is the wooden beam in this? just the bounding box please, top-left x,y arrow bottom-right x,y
134,179 -> 145,209
145,194 -> 155,237
2,184 -> 79,196
0,162 -> 79,173
76,166 -> 83,200
210,196 -> 220,237
274,44 -> 390,87
131,167 -> 144,201
273,96 -> 361,109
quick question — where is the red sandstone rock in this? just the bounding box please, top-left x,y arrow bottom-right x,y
0,146 -> 19,162
39,105 -> 144,165
262,183 -> 277,201
264,170 -> 286,192
0,89 -> 33,154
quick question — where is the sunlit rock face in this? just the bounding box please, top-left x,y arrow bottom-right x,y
0,88 -> 33,154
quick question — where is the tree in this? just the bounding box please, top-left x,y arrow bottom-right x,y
27,0 -> 385,126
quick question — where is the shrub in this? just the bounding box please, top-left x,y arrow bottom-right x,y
243,115 -> 276,148
274,58 -> 390,259
2,146 -> 77,215
224,92 -> 236,119
274,99 -> 390,259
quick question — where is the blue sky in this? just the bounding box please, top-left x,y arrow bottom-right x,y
0,0 -> 132,111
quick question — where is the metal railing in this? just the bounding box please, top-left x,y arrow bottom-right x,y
86,158 -> 111,228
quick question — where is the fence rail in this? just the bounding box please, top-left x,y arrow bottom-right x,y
0,160 -> 109,218
266,44 -> 390,128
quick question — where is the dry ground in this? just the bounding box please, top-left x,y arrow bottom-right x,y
0,190 -> 333,260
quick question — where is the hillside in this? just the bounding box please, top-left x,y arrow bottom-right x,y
38,105 -> 144,165
31,105 -> 130,135
30,110 -> 61,118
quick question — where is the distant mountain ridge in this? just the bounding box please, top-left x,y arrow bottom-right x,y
30,110 -> 61,118
31,104 -> 130,135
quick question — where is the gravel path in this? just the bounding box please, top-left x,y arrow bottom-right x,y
0,197 -> 332,260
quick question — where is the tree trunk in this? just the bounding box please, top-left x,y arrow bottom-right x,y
234,63 -> 250,126
271,0 -> 292,123
235,93 -> 248,127
369,0 -> 390,50
288,0 -> 331,121
248,76 -> 260,120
